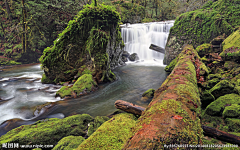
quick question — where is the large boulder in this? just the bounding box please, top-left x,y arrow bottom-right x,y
128,53 -> 139,61
56,74 -> 98,98
40,4 -> 124,84
219,29 -> 240,62
0,114 -> 93,149
164,0 -> 240,65
205,94 -> 240,116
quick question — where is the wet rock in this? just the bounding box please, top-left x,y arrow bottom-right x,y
128,53 -> 139,61
122,51 -> 130,57
122,56 -> 128,62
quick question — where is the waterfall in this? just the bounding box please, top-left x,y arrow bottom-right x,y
121,21 -> 174,65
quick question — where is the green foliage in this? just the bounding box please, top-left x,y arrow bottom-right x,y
142,88 -> 155,98
171,0 -> 240,47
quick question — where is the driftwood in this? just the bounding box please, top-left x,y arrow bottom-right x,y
114,100 -> 145,116
149,44 -> 165,54
202,125 -> 240,145
115,99 -> 240,145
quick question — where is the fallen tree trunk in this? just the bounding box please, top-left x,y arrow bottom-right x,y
122,45 -> 204,149
149,44 -> 165,54
115,100 -> 240,145
202,125 -> 240,145
114,100 -> 145,116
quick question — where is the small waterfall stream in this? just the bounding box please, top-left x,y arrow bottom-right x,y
121,21 -> 174,64
0,21 -> 174,136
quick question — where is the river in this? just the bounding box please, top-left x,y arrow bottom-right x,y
0,21 -> 173,136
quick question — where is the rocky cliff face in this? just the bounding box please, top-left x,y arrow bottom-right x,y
40,3 -> 124,84
164,0 -> 240,65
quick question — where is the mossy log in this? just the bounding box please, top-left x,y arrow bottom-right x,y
123,45 -> 203,149
115,100 -> 145,116
116,100 -> 240,145
202,125 -> 240,145
149,44 -> 165,54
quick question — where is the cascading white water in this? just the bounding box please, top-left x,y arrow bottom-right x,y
121,21 -> 174,65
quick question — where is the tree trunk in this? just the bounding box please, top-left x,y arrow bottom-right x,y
22,0 -> 27,53
122,45 -> 203,149
5,0 -> 12,22
115,100 -> 240,146
115,100 -> 145,116
202,125 -> 240,145
149,44 -> 165,54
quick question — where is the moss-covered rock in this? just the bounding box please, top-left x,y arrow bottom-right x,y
87,116 -> 109,137
53,136 -> 85,150
224,61 -> 240,71
222,104 -> 240,118
76,113 -> 137,150
225,118 -> 240,132
201,90 -> 215,108
56,74 -> 97,98
40,3 -> 123,84
196,43 -> 213,57
164,0 -> 240,65
208,80 -> 236,99
0,114 -> 93,149
142,88 -> 155,98
205,94 -> 240,116
41,73 -> 52,84
220,29 -> 240,62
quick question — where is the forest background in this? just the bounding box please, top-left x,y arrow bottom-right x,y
0,0 -> 210,65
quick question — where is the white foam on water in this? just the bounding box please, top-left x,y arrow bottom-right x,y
0,78 -> 10,82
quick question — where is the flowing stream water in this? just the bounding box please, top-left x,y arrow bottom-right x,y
0,21 -> 174,136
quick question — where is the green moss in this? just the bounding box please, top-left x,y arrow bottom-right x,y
41,73 -> 53,84
56,86 -> 73,98
196,43 -> 212,57
222,104 -> 240,118
142,88 -> 155,98
224,61 -> 239,70
205,94 -> 240,116
220,29 -> 240,61
207,74 -> 222,80
77,113 -> 137,150
0,57 -> 21,66
56,74 -> 97,98
170,0 -> 240,48
0,114 -> 93,149
208,80 -> 235,99
87,116 -> 109,137
53,136 -> 85,150
39,3 -> 122,84
165,56 -> 177,72
201,90 -> 215,108
225,118 -> 240,132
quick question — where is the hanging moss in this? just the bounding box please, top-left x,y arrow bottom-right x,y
39,3 -> 123,84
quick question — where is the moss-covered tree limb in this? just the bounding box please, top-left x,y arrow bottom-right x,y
123,45 -> 203,149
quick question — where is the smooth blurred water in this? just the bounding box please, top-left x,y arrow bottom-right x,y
0,63 -> 167,136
